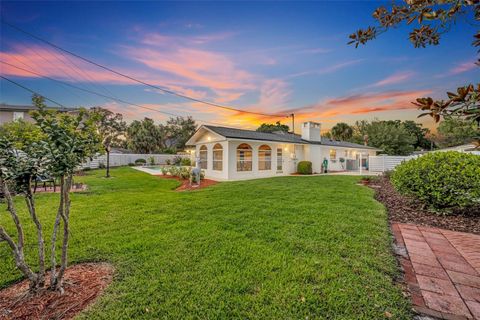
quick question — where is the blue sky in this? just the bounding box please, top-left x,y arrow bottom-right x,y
1,1 -> 478,131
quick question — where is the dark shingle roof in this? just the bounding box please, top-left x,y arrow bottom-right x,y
0,104 -> 76,112
204,125 -> 377,150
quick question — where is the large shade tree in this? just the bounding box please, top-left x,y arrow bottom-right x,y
163,116 -> 197,152
127,118 -> 164,153
330,122 -> 354,141
436,117 -> 478,147
349,0 -> 479,146
349,120 -> 417,155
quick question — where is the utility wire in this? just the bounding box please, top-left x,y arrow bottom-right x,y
11,42 -> 99,106
0,61 -> 232,126
2,20 -> 288,118
0,75 -> 68,108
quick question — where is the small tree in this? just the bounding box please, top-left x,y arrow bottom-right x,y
90,107 -> 126,178
0,95 -> 101,292
0,137 -> 49,291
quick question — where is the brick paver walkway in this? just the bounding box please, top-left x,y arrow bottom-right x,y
392,223 -> 480,320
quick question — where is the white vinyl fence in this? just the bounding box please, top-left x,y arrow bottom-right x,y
369,155 -> 418,173
81,153 -> 189,169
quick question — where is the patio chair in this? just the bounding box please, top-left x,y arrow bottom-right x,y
34,175 -> 56,193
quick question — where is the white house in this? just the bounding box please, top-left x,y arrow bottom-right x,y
185,121 -> 379,181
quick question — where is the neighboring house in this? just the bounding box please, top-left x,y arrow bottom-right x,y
0,104 -> 76,125
186,121 -> 379,180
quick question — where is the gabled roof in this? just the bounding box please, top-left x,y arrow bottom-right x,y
200,125 -> 378,150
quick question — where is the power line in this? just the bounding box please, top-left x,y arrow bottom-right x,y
2,20 -> 288,119
0,75 -> 68,108
10,42 -> 99,106
0,61 -> 233,127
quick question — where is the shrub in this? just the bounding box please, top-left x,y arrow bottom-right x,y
181,157 -> 192,166
165,159 -> 171,165
98,162 -> 106,169
173,155 -> 183,165
297,161 -> 312,175
148,156 -> 155,165
391,151 -> 480,211
179,167 -> 190,180
128,162 -> 135,166
134,158 -> 147,166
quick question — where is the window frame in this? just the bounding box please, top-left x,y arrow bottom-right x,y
329,149 -> 337,160
276,148 -> 283,172
199,145 -> 208,169
236,143 -> 252,172
212,143 -> 223,171
258,145 -> 272,171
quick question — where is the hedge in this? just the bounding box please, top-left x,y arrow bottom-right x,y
391,151 -> 480,211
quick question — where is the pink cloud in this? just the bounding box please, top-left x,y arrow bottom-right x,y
257,79 -> 291,109
140,31 -> 235,47
370,71 -> 415,88
449,61 -> 477,75
285,59 -> 363,79
0,45 -> 137,84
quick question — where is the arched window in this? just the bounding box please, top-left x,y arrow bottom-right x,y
212,143 -> 223,171
199,145 -> 207,169
236,143 -> 252,171
258,145 -> 272,170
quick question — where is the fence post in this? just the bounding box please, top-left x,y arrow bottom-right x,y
382,154 -> 385,172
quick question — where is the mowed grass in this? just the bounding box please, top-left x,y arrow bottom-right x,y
0,167 -> 411,319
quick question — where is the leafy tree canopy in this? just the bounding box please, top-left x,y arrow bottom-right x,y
256,121 -> 290,133
0,119 -> 44,149
330,122 -> 353,141
436,117 -> 478,147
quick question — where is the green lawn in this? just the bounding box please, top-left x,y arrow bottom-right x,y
0,168 -> 411,319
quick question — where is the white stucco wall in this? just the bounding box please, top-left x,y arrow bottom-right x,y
303,145 -> 377,172
226,140 -> 298,180
191,129 -> 378,180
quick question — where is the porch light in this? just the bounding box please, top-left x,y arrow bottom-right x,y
207,136 -> 211,141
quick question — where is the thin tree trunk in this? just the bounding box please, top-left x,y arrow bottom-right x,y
106,150 -> 110,178
53,175 -> 72,291
0,179 -> 38,290
50,175 -> 64,289
25,180 -> 45,288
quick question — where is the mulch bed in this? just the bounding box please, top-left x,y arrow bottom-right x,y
156,175 -> 219,191
0,263 -> 114,320
369,176 -> 480,235
32,184 -> 87,194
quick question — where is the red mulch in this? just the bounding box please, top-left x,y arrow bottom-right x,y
155,175 -> 219,191
32,184 -> 87,194
0,263 -> 114,320
370,176 -> 480,235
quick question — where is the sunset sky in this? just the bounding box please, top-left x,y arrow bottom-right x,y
0,1 -> 478,132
